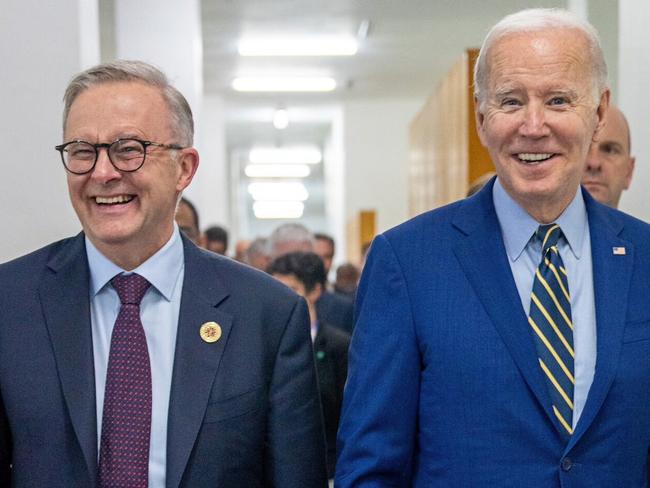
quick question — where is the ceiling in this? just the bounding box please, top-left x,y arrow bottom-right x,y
199,0 -> 565,229
202,0 -> 564,112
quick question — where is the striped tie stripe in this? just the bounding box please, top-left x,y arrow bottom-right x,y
528,224 -> 574,438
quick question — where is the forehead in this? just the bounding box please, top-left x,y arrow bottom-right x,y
65,81 -> 171,138
486,28 -> 592,92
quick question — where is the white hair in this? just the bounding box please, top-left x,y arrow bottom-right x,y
474,8 -> 608,107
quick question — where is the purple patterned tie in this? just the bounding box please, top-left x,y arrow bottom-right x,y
99,273 -> 152,488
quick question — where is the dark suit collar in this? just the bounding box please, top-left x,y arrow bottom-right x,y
166,235 -> 233,488
41,232 -> 98,486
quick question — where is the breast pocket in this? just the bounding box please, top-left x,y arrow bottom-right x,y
622,319 -> 650,344
203,386 -> 265,424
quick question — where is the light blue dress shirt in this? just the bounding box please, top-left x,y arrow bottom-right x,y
492,178 -> 596,428
86,227 -> 184,488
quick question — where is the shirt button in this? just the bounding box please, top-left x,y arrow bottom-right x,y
561,457 -> 573,472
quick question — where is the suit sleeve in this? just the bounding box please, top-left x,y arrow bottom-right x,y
265,296 -> 328,487
335,234 -> 420,487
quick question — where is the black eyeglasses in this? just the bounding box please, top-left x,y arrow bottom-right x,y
54,138 -> 185,175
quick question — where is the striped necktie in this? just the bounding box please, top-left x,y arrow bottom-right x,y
528,224 -> 574,439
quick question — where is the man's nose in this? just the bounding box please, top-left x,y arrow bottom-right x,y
518,103 -> 550,138
90,147 -> 121,182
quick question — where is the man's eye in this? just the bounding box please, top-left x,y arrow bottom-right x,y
601,143 -> 620,155
548,97 -> 569,106
501,98 -> 520,107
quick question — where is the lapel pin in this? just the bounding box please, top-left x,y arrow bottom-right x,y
200,322 -> 222,343
612,247 -> 626,256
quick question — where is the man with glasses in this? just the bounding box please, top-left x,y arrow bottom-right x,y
0,60 -> 327,487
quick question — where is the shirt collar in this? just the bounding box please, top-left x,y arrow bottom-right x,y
86,225 -> 184,301
493,177 -> 587,262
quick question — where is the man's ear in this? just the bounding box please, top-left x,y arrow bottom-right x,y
624,156 -> 636,190
592,89 -> 611,142
176,147 -> 200,192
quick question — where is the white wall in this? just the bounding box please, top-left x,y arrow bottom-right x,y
0,0 -> 99,262
343,98 -> 422,234
618,0 -> 650,222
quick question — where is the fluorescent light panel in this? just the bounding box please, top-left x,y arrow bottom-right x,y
249,146 -> 322,165
248,182 -> 309,201
245,164 -> 311,178
239,37 -> 358,56
253,201 -> 304,219
232,77 -> 336,92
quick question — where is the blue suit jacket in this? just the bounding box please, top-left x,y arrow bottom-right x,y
336,180 -> 650,487
0,234 -> 328,487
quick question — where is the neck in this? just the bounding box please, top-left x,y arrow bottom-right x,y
89,228 -> 174,271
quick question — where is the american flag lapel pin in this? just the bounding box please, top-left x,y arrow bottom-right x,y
612,247 -> 626,255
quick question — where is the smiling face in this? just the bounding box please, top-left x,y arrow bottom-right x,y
582,106 -> 635,208
476,28 -> 608,223
64,81 -> 199,269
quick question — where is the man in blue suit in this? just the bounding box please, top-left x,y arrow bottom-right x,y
336,8 -> 650,487
0,60 -> 327,487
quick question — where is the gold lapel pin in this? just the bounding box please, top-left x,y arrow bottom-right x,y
612,247 -> 626,256
200,322 -> 222,343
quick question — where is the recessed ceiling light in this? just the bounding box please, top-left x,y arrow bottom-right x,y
245,164 -> 311,178
238,37 -> 358,56
248,182 -> 309,201
232,77 -> 337,92
249,146 -> 322,164
273,108 -> 289,129
253,201 -> 305,219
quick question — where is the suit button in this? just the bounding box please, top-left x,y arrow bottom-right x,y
561,457 -> 573,471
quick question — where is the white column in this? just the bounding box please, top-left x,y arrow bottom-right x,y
618,0 -> 650,221
113,0 -> 229,230
0,0 -> 100,262
343,98 -> 421,235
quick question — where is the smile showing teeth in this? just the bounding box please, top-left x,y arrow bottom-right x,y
517,153 -> 553,162
95,195 -> 134,205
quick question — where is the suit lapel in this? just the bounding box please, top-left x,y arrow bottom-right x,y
568,193 -> 633,449
452,183 -> 558,428
39,234 -> 98,485
166,240 -> 233,488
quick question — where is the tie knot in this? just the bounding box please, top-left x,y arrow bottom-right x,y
536,224 -> 562,253
111,273 -> 150,305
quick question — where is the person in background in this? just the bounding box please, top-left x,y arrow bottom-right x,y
467,171 -> 497,197
243,237 -> 270,271
268,223 -> 354,334
582,104 -> 635,208
268,251 -> 350,480
334,263 -> 360,300
336,9 -> 650,486
234,239 -> 251,262
204,225 -> 229,255
314,232 -> 335,277
0,60 -> 327,487
175,196 -> 204,246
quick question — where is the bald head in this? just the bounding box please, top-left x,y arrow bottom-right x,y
583,105 -> 635,208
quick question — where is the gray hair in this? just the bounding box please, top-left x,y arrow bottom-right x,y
474,8 -> 608,107
62,60 -> 194,146
267,223 -> 315,258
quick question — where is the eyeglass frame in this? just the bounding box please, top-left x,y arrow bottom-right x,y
54,138 -> 186,175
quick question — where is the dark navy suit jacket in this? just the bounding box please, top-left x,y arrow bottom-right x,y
0,234 -> 328,487
336,179 -> 650,487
